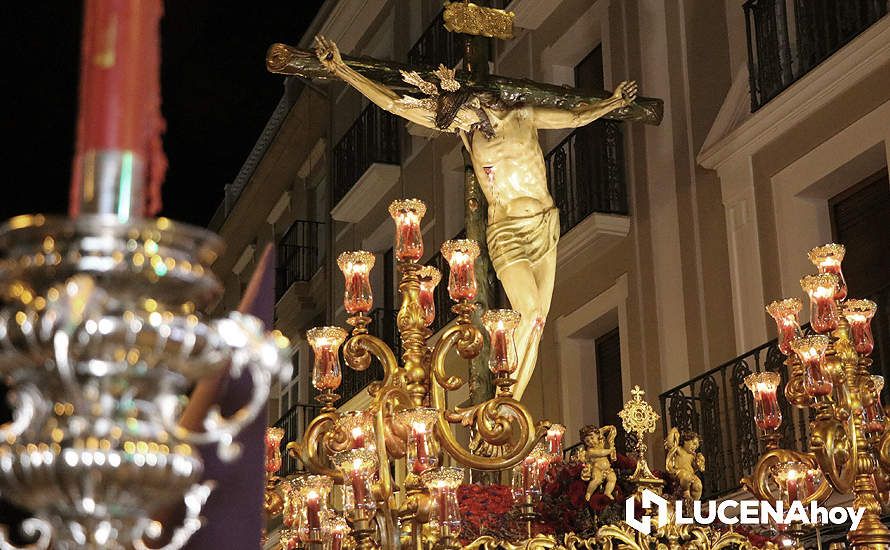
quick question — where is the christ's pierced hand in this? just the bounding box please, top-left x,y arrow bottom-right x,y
613,80 -> 638,106
314,35 -> 344,72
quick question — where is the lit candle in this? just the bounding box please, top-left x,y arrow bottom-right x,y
307,326 -> 347,391
791,335 -> 832,398
482,310 -> 520,375
70,0 -> 166,219
264,427 -> 285,476
350,458 -> 367,504
306,490 -> 321,530
801,274 -> 839,334
786,469 -> 799,503
389,199 -> 426,262
420,467 -> 464,538
418,265 -> 441,327
808,244 -> 847,302
546,424 -> 566,457
745,372 -> 783,430
766,299 -> 803,356
338,251 -> 374,315
412,421 -> 429,473
351,426 -> 366,450
843,299 -> 877,356
442,239 -> 480,302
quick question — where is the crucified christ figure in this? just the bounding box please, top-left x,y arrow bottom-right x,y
314,36 -> 638,401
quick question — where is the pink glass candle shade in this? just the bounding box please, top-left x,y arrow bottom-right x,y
801,273 -> 840,334
745,372 -> 783,431
333,449 -> 378,513
398,407 -> 440,474
336,410 -> 376,451
809,243 -> 847,302
511,454 -> 544,502
441,239 -> 480,302
264,426 -> 285,476
766,298 -> 803,356
791,335 -> 833,398
482,309 -> 521,375
771,462 -> 812,505
282,478 -> 304,528
546,424 -> 566,457
421,467 -> 465,538
389,199 -> 426,262
843,299 -> 877,356
861,375 -> 886,435
299,475 -> 333,539
326,517 -> 350,550
338,251 -> 375,315
307,326 -> 347,391
418,265 -> 441,327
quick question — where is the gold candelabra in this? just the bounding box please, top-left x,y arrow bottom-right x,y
742,243 -> 890,549
275,198 -> 551,549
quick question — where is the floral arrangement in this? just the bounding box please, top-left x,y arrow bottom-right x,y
455,453 -> 683,544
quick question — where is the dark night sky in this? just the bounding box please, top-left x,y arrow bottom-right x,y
4,1 -> 325,226
0,0 -> 323,527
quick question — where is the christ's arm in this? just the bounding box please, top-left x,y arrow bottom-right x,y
315,36 -> 441,130
533,80 -> 638,129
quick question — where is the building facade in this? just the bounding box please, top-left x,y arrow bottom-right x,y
210,0 -> 890,515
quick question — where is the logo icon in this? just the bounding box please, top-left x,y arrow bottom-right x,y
625,489 -> 668,535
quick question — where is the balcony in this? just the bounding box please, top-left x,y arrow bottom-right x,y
331,104 -> 401,222
545,122 -> 630,264
273,402 -> 323,477
275,220 -> 323,302
744,0 -> 888,111
659,282 -> 890,499
406,2 -> 506,70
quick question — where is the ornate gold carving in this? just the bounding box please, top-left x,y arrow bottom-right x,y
442,2 -> 515,40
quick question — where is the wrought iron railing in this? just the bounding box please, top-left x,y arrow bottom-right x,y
273,402 -> 323,477
545,121 -> 627,235
659,333 -> 810,500
425,251 -> 454,335
275,220 -> 323,301
332,104 -> 400,206
744,0 -> 887,111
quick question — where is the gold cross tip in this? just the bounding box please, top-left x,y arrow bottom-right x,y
443,1 -> 515,40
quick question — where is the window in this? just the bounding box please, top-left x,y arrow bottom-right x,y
829,169 -> 890,400
595,327 -> 625,451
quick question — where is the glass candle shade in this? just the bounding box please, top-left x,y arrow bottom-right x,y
861,375 -> 886,435
808,243 -> 847,302
336,410 -> 376,451
511,453 -> 544,503
441,239 -> 480,302
397,407 -> 440,474
745,372 -> 783,431
299,475 -> 334,540
546,424 -> 566,457
766,298 -> 803,356
771,462 -> 811,505
264,426 -> 285,476
333,449 -> 378,513
325,516 -> 350,550
337,251 -> 375,315
389,199 -> 426,262
482,309 -> 521,375
308,326 -> 347,391
282,478 -> 304,528
421,467 -> 464,538
843,299 -> 877,356
791,335 -> 832,398
800,273 -> 840,334
418,265 -> 441,327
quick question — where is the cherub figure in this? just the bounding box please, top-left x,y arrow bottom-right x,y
579,424 -> 618,501
665,427 -> 705,500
